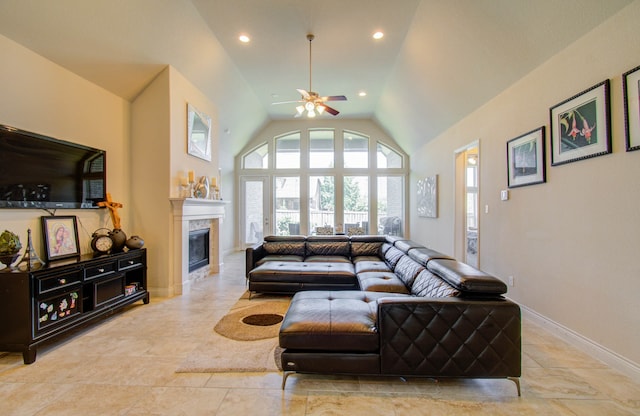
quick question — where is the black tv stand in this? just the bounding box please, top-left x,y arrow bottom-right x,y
0,249 -> 149,364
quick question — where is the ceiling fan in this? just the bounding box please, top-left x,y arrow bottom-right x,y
272,34 -> 347,117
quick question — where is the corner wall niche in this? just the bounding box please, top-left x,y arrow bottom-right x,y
169,198 -> 227,294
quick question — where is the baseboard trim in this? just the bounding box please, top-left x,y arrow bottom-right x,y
520,304 -> 640,383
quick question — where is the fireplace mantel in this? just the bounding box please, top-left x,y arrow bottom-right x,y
169,198 -> 228,294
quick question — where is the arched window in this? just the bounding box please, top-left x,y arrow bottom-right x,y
238,126 -> 408,241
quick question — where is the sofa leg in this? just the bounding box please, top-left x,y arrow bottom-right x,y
507,377 -> 521,396
282,371 -> 294,389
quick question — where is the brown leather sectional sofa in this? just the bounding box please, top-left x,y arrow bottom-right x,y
245,234 -> 521,395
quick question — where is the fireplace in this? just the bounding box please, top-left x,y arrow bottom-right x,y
188,229 -> 210,272
170,198 -> 227,295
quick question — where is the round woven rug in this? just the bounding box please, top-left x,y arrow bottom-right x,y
214,300 -> 290,341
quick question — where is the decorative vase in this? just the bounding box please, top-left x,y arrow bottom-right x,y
0,251 -> 20,268
125,236 -> 144,250
109,229 -> 127,252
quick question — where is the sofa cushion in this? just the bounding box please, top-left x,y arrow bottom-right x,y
354,260 -> 391,274
357,272 -> 410,294
383,246 -> 405,270
256,254 -> 304,266
263,241 -> 306,257
393,256 -> 425,288
427,259 -> 507,295
249,261 -> 355,284
305,255 -> 351,263
279,291 -> 404,352
351,239 -> 385,257
411,269 -> 460,298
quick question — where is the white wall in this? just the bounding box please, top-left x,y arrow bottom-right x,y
410,2 -> 640,369
0,34 -> 130,256
131,66 -> 220,297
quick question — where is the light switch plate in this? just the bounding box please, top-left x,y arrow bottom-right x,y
500,190 -> 509,201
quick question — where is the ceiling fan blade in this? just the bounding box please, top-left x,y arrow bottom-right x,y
296,89 -> 310,99
322,95 -> 347,102
322,105 -> 340,116
271,100 -> 303,105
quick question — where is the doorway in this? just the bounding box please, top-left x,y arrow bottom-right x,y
454,142 -> 479,268
240,176 -> 270,248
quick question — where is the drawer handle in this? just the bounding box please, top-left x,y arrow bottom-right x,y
58,278 -> 66,285
98,268 -> 105,273
128,260 -> 134,265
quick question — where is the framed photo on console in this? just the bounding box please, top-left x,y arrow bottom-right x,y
41,216 -> 80,262
507,126 -> 546,188
623,65 -> 640,151
550,80 -> 611,166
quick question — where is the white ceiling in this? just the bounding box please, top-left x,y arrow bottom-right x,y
0,0 -> 633,155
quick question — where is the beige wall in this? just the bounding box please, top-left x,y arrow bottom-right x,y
410,2 -> 640,368
131,66 -> 219,297
0,34 -> 130,256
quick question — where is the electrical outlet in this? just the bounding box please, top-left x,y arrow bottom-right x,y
508,276 -> 515,287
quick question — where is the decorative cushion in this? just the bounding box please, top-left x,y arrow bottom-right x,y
411,269 -> 460,298
263,241 -> 306,256
351,241 -> 383,257
393,256 -> 425,288
383,246 -> 404,270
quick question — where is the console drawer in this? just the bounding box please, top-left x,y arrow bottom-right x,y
118,253 -> 144,271
36,269 -> 82,295
84,261 -> 117,281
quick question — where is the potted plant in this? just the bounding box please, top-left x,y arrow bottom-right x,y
0,230 -> 22,266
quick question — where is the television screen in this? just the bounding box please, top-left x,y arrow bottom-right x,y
0,124 -> 106,209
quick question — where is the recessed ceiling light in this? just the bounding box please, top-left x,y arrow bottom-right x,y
239,34 -> 250,43
358,91 -> 367,97
373,31 -> 384,40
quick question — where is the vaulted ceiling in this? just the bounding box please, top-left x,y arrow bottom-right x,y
0,0 -> 632,156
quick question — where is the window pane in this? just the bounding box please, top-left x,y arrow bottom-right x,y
309,176 -> 335,233
343,132 -> 368,168
243,143 -> 268,169
376,142 -> 403,168
310,130 -> 334,168
377,176 -> 404,237
343,176 -> 369,235
275,176 -> 300,235
276,132 -> 300,169
244,180 -> 264,244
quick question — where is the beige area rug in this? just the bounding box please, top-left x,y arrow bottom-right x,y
176,292 -> 290,373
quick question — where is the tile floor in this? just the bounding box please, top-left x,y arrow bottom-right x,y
0,251 -> 639,415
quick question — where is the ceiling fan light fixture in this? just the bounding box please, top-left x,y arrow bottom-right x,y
296,105 -> 304,115
307,109 -> 316,118
316,105 -> 325,115
305,101 -> 315,111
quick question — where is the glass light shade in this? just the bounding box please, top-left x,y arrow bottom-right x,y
296,105 -> 304,114
305,101 -> 315,111
317,105 -> 325,115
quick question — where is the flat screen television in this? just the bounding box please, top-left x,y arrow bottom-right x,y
0,124 -> 106,209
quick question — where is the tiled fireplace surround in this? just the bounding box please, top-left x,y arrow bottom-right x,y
170,198 -> 227,295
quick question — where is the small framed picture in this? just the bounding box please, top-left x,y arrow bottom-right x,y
507,126 -> 546,188
623,65 -> 640,151
187,103 -> 212,161
550,80 -> 611,166
41,216 -> 80,261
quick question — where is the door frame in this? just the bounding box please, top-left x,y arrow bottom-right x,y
453,140 -> 480,266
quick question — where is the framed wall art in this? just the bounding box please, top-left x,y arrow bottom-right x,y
187,103 -> 212,161
41,216 -> 80,262
507,126 -> 546,188
549,80 -> 611,166
417,175 -> 438,218
623,65 -> 640,151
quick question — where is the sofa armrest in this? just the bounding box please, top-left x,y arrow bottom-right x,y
245,243 -> 266,278
377,297 -> 521,378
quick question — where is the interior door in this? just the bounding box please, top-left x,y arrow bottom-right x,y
240,176 -> 270,248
